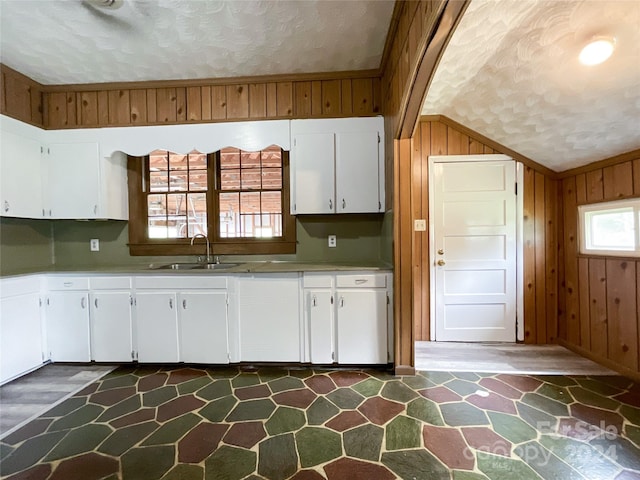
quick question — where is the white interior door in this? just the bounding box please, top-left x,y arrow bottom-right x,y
432,157 -> 517,342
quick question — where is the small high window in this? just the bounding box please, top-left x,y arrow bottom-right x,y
579,198 -> 640,257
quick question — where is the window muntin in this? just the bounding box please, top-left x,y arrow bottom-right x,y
216,146 -> 283,239
579,198 -> 640,257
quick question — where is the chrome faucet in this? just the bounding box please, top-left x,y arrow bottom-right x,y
190,234 -> 211,264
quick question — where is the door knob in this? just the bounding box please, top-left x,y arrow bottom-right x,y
437,259 -> 446,266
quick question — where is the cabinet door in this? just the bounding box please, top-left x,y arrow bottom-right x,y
307,290 -> 334,364
179,291 -> 228,364
0,130 -> 44,218
135,292 -> 179,363
0,293 -> 43,383
90,291 -> 133,362
336,289 -> 387,364
292,133 -> 335,214
46,142 -> 100,219
47,292 -> 91,362
336,131 -> 380,213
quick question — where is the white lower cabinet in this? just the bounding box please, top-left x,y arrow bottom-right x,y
0,276 -> 44,384
179,291 -> 228,364
89,277 -> 133,362
307,290 -> 334,364
46,291 -> 91,362
135,292 -> 180,363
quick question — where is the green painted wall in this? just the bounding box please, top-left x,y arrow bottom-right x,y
0,217 -> 54,275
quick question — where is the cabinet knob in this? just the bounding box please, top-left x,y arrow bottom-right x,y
81,297 -> 86,309
312,295 -> 317,307
169,298 -> 173,309
340,297 -> 344,307
94,298 -> 99,309
342,198 -> 346,209
438,249 -> 444,255
4,200 -> 9,213
93,205 -> 98,215
329,199 -> 333,210
182,299 -> 187,309
437,259 -> 446,266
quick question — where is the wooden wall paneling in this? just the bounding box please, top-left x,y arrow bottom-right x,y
129,89 -> 147,125
352,78 -> 373,116
585,169 -> 604,202
544,177 -> 558,343
605,259 -> 638,370
48,92 -> 67,128
430,122 -> 447,155
156,88 -> 177,123
637,265 -> 640,372
446,127 -> 469,155
294,81 -> 312,117
469,138 -> 484,154
187,86 -> 202,121
65,92 -> 77,127
226,84 -> 248,119
578,258 -> 590,351
534,172 -> 547,343
108,90 -> 131,125
321,80 -> 341,116
589,259 -> 608,359
523,166 -> 537,343
575,173 -> 587,204
79,91 -> 98,126
408,3 -> 423,65
634,159 -> 640,195
412,132 -> 424,341
483,145 -> 495,154
266,83 -> 278,118
311,81 -> 322,117
557,180 -> 567,341
175,87 -> 186,122
371,77 -> 381,115
200,86 -> 212,121
211,86 -> 227,120
419,121 -> 431,341
603,161 -> 634,200
249,84 -> 266,119
30,86 -> 43,126
341,79 -> 353,116
145,89 -> 157,124
276,82 -> 293,117
97,91 -> 110,125
3,72 -> 32,123
563,177 -> 580,345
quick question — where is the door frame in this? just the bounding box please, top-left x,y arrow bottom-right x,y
428,154 -> 524,342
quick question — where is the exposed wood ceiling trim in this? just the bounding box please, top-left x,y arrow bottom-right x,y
378,0 -> 406,77
42,69 -> 381,93
557,148 -> 640,178
421,114 -> 557,177
1,64 -> 45,89
398,0 -> 468,140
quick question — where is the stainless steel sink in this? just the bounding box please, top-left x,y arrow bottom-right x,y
150,262 -> 239,270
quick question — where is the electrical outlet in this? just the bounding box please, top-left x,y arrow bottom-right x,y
90,239 -> 100,252
414,219 -> 427,231
328,235 -> 337,248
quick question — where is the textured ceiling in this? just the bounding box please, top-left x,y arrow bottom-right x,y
0,0 -> 394,85
422,0 -> 640,172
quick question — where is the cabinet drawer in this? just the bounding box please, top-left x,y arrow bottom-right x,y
302,274 -> 333,288
336,274 -> 386,288
1,275 -> 42,298
135,276 -> 227,290
90,276 -> 132,290
47,276 -> 90,291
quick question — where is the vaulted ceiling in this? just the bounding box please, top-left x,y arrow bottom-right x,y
0,0 -> 638,172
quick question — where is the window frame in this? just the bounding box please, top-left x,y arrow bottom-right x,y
127,148 -> 296,256
578,197 -> 640,258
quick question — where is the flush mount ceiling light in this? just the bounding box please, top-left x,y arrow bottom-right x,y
579,37 -> 616,66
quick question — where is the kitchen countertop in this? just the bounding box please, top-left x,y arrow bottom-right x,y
1,261 -> 392,278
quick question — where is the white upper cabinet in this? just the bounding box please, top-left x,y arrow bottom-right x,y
0,115 -> 45,218
291,117 -> 384,215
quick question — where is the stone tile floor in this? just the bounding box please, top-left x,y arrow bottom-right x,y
0,365 -> 639,479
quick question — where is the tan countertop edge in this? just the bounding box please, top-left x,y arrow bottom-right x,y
1,261 -> 393,278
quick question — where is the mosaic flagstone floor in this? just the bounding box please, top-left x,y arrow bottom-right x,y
1,366 -> 639,480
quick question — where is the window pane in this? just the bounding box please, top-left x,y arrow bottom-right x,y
261,146 -> 282,168
169,152 -> 188,171
167,194 -> 187,216
150,171 -> 168,192
220,148 -> 240,169
241,214 -> 261,237
221,169 -> 241,190
219,192 -> 239,238
241,168 -> 262,190
148,218 -> 168,239
149,150 -> 168,171
242,151 -> 261,169
187,193 -> 207,237
262,168 -> 282,189
169,172 -> 188,191
148,193 -> 166,216
240,191 -> 260,214
189,170 -> 208,191
588,208 -> 635,250
262,191 -> 282,214
167,216 -> 188,238
188,151 -> 206,169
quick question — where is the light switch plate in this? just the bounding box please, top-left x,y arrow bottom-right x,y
328,235 -> 337,248
414,219 -> 427,231
90,239 -> 100,252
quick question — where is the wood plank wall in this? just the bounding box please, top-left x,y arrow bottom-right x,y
412,117 -> 558,344
558,151 -> 640,378
43,75 -> 381,129
0,65 -> 45,128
